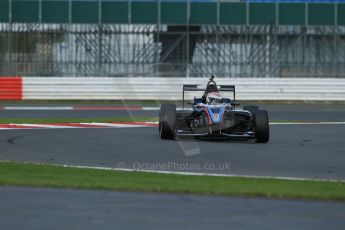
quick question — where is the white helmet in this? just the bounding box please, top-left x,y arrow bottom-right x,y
206,92 -> 222,104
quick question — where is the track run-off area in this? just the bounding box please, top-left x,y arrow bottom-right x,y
0,122 -> 344,180
1,104 -> 345,180
1,105 -> 345,230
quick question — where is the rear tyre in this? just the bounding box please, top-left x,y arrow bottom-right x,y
243,105 -> 259,118
253,110 -> 269,143
159,104 -> 176,140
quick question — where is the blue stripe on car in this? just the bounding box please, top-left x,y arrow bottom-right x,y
206,105 -> 225,124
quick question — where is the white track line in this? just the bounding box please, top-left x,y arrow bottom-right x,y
61,165 -> 345,182
270,122 -> 345,125
142,107 -> 160,111
2,160 -> 341,182
142,107 -> 192,111
8,162 -> 337,182
80,122 -> 154,128
4,106 -> 74,110
3,106 -> 154,111
0,122 -> 344,130
11,124 -> 76,129
0,122 -> 156,130
0,128 -> 32,130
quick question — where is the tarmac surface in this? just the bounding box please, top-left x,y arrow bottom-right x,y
1,186 -> 344,230
1,104 -> 345,229
0,124 -> 344,180
1,104 -> 345,121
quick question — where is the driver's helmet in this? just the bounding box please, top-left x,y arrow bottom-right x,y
206,92 -> 223,104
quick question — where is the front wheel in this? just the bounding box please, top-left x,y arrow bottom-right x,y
253,110 -> 269,143
243,105 -> 259,120
159,104 -> 176,140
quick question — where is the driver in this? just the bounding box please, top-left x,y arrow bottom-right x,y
206,92 -> 223,105
202,76 -> 219,103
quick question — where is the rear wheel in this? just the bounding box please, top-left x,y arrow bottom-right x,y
159,104 -> 176,139
253,110 -> 269,143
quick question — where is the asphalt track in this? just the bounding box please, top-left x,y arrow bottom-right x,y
1,104 -> 345,121
1,106 -> 345,229
1,124 -> 344,180
1,186 -> 344,230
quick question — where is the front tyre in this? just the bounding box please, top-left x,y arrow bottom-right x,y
253,110 -> 269,143
159,104 -> 176,140
243,105 -> 259,119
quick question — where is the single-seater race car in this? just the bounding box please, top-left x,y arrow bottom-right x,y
159,76 -> 269,143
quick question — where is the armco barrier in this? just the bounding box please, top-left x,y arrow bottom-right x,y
18,77 -> 345,101
0,77 -> 23,100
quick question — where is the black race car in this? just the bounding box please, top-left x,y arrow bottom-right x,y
159,76 -> 269,143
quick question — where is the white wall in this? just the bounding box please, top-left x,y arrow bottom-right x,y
23,77 -> 345,101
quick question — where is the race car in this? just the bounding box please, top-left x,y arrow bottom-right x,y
159,76 -> 269,143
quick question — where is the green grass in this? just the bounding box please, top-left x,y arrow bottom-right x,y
0,116 -> 158,124
0,162 -> 344,201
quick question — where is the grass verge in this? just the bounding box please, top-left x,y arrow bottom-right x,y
0,116 -> 158,124
0,162 -> 344,201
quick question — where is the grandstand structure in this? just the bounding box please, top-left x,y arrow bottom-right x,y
0,0 -> 344,78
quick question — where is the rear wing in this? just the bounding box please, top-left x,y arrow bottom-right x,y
182,84 -> 236,109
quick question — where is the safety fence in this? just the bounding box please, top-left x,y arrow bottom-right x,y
1,1 -> 345,78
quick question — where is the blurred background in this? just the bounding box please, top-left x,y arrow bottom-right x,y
0,0 -> 345,78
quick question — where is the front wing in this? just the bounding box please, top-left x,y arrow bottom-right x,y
175,109 -> 254,138
175,130 -> 255,139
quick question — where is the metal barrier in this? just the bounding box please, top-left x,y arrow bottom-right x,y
22,77 -> 345,101
0,77 -> 22,100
